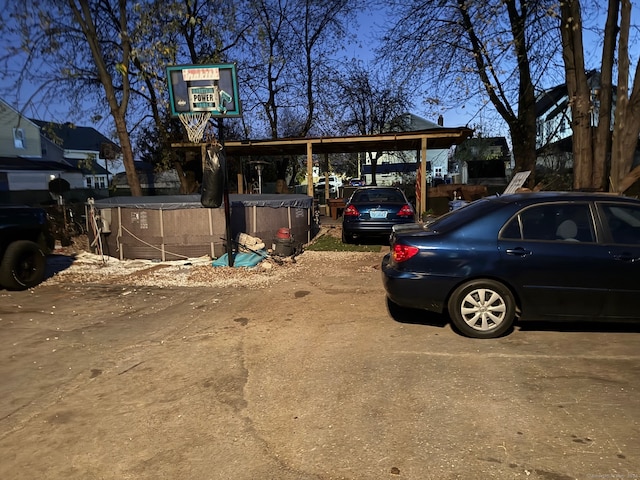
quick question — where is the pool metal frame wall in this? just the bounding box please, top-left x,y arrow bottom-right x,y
94,194 -> 313,261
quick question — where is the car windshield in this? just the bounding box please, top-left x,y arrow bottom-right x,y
426,197 -> 504,233
352,189 -> 404,203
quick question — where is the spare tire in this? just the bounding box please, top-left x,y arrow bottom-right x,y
0,240 -> 47,290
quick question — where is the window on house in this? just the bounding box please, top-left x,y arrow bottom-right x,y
13,128 -> 25,149
86,177 -> 93,188
97,177 -> 106,188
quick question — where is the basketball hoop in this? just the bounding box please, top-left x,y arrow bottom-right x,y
178,111 -> 211,143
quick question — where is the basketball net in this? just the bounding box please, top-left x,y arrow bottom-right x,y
178,111 -> 212,143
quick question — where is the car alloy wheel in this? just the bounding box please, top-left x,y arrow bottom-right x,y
448,279 -> 516,338
0,240 -> 47,290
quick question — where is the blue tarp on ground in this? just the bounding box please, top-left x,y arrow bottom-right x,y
212,251 -> 267,268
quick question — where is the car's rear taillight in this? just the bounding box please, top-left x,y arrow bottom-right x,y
398,204 -> 414,217
344,205 -> 359,216
392,244 -> 419,262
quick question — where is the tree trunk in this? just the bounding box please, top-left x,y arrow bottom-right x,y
611,0 -> 640,193
114,115 -> 142,196
505,0 -> 538,188
593,0 -> 619,191
510,121 -> 537,185
72,0 -> 143,196
560,0 -> 594,190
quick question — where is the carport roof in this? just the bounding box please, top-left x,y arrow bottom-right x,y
175,127 -> 473,156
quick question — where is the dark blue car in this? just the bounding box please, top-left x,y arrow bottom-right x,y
342,187 -> 415,244
382,192 -> 640,338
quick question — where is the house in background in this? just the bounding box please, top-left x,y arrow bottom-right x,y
361,113 -> 451,187
111,161 -> 181,196
32,120 -> 116,192
0,97 -> 118,205
0,100 -> 41,159
534,70 -> 607,174
453,137 -> 512,189
535,70 -> 640,188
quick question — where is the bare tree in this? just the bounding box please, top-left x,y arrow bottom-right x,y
1,0 -> 254,196
69,0 -> 142,195
560,0 -> 594,190
241,0 -> 361,137
130,0 -> 252,193
335,62 -> 412,186
610,0 -> 640,193
561,0 -> 640,193
381,0 -> 560,187
0,0 -> 144,195
238,0 -> 362,190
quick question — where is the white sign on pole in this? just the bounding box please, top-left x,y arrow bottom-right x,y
503,171 -> 531,194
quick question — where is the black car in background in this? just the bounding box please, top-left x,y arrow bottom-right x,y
0,205 -> 54,290
342,187 -> 415,244
382,192 -> 640,338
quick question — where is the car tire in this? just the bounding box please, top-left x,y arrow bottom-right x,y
0,240 -> 47,291
447,279 -> 515,339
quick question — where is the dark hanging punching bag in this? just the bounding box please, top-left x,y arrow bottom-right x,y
201,144 -> 224,208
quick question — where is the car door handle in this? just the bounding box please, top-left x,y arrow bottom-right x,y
612,252 -> 640,262
505,247 -> 531,257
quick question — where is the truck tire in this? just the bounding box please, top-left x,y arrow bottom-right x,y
0,240 -> 47,290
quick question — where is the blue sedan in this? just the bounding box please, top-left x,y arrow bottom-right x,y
342,187 -> 415,243
382,192 -> 640,338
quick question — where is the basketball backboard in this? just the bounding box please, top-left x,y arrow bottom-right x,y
166,63 -> 241,117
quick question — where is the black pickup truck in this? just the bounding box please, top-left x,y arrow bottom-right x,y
0,206 -> 55,290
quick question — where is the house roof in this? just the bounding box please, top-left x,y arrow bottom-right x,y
31,119 -> 119,152
0,157 -> 82,173
399,113 -> 443,131
459,137 -> 509,148
208,127 -> 473,158
535,83 -> 568,116
535,70 -> 602,116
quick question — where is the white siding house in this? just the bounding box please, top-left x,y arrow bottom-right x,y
32,120 -> 116,191
535,70 -> 610,165
361,113 -> 451,186
0,99 -> 41,159
0,97 -> 118,204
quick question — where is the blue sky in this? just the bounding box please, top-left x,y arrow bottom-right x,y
350,4 -> 640,136
4,3 -> 637,141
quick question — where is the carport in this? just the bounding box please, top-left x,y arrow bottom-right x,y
178,127 -> 473,216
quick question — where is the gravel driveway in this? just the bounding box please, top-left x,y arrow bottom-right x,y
1,234 -> 639,480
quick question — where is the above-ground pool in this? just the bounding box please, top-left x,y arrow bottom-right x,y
91,194 -> 314,261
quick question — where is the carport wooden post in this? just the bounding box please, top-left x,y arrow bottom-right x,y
306,141 -> 314,197
419,137 -> 428,218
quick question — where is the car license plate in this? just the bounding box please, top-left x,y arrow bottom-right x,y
370,210 -> 387,219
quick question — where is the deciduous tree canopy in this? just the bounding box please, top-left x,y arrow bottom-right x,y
1,0 -> 638,193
